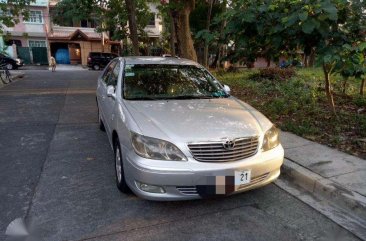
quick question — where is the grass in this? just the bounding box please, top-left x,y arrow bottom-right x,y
213,68 -> 366,159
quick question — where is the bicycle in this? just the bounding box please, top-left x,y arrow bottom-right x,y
0,62 -> 12,85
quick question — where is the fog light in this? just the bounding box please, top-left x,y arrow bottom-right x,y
136,181 -> 165,193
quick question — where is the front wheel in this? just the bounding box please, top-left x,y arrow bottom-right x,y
6,63 -> 13,70
93,64 -> 100,71
114,139 -> 130,193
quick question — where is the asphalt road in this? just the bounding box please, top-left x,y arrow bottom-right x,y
0,70 -> 361,241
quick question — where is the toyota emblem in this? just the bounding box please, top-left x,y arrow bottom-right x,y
223,140 -> 236,150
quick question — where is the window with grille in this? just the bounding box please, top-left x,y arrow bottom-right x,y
29,40 -> 46,47
147,13 -> 155,26
25,11 -> 43,23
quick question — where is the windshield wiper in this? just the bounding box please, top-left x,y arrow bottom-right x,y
167,95 -> 215,100
126,95 -> 227,100
126,97 -> 162,100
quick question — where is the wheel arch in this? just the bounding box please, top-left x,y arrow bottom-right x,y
112,130 -> 119,150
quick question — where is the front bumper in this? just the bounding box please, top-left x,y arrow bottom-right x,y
15,60 -> 24,67
123,144 -> 284,201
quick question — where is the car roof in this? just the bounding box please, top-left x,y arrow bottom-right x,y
121,56 -> 200,66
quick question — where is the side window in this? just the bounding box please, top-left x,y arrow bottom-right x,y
107,62 -> 120,87
101,61 -> 116,84
102,53 -> 112,60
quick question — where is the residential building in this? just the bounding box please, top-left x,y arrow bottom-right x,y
3,0 -> 163,66
144,3 -> 163,42
47,0 -> 122,66
3,0 -> 50,64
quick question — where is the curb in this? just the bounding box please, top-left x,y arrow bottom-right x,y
281,158 -> 366,220
0,73 -> 25,88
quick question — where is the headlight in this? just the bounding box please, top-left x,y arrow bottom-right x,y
262,126 -> 280,151
16,59 -> 21,64
131,132 -> 187,161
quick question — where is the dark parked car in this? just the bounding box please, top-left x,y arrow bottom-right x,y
0,53 -> 23,70
87,52 -> 118,70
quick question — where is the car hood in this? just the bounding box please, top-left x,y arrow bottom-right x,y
124,98 -> 272,142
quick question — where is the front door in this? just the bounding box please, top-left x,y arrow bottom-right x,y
103,61 -> 121,133
97,60 -> 117,134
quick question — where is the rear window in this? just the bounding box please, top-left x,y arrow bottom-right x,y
89,52 -> 101,57
102,53 -> 117,58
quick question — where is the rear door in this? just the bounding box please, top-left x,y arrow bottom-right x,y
92,53 -> 101,65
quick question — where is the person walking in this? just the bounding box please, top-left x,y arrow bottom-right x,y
50,56 -> 56,72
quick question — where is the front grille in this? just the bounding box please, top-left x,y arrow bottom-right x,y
176,186 -> 198,196
188,137 -> 259,162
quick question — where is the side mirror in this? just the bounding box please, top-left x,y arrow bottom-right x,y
223,85 -> 231,95
107,85 -> 116,99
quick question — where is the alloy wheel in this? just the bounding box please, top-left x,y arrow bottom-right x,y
6,64 -> 13,70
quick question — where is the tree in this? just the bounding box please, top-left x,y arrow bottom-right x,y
193,0 -> 231,67
125,0 -> 139,55
162,0 -> 197,61
203,0 -> 213,67
0,0 -> 34,34
217,0 -> 365,113
216,0 -> 297,67
51,0 -> 95,26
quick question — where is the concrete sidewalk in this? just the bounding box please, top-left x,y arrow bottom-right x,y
279,131 -> 366,239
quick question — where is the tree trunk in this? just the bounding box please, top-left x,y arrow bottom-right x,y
303,54 -> 308,67
203,0 -> 213,67
172,0 -> 197,61
169,10 -> 176,57
211,47 -> 220,68
361,78 -> 365,95
322,64 -> 336,114
216,0 -> 227,69
342,77 -> 348,94
309,48 -> 316,67
266,58 -> 271,68
125,0 -> 139,56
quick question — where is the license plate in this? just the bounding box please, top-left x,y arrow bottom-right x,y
235,170 -> 251,189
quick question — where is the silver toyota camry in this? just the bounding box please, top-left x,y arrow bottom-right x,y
96,56 -> 284,201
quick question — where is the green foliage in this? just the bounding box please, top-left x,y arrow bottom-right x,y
353,95 -> 366,108
214,0 -> 366,112
249,68 -> 296,82
0,0 -> 34,33
192,1 -> 225,44
214,68 -> 366,157
52,0 -> 94,25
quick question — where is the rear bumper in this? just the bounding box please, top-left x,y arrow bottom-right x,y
123,144 -> 284,201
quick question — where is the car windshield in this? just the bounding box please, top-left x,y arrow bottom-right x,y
123,64 -> 228,100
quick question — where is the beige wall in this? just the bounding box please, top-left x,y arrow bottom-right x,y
80,41 -> 111,65
50,40 -> 111,66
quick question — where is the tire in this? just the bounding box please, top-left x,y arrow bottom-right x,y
93,64 -> 100,71
114,139 -> 130,193
6,63 -> 13,70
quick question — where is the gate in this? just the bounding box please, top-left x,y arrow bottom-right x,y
31,47 -> 48,65
17,47 -> 31,64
